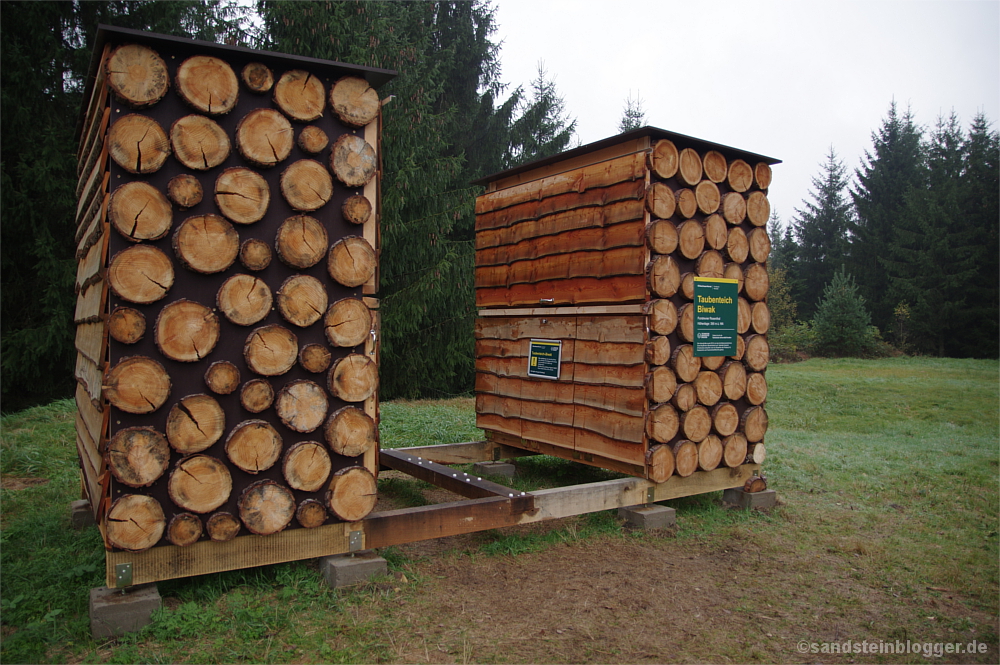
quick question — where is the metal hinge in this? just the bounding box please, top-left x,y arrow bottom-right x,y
647,486 -> 657,504
115,562 -> 133,589
349,530 -> 363,552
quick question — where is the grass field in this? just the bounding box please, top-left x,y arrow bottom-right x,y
1,357 -> 997,663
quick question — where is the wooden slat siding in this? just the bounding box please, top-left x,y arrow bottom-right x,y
75,431 -> 102,514
75,321 -> 106,368
572,403 -> 643,443
475,246 -> 645,290
486,429 -> 646,478
475,364 -> 645,417
576,315 -> 645,343
77,43 -> 110,163
475,316 -> 577,341
476,219 -> 645,268
75,352 -> 103,405
575,427 -> 645,465
476,198 -> 644,251
75,184 -> 108,245
487,138 -> 650,193
477,338 -> 642,370
478,304 -> 644,317
573,383 -> 646,417
74,280 -> 106,323
476,275 -> 647,308
76,382 -> 105,447
76,107 -> 109,196
477,392 -> 641,446
75,228 -> 108,294
476,180 -> 646,233
475,151 -> 646,215
362,308 -> 380,477
476,357 -> 644,387
365,496 -> 524,550
75,412 -> 103,485
75,149 -> 108,226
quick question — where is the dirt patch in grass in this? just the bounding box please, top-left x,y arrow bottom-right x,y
0,476 -> 49,490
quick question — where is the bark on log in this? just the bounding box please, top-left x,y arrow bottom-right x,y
751,301 -> 770,334
274,69 -> 325,122
155,299 -> 220,362
646,299 -> 677,335
239,479 -> 295,535
737,297 -> 751,335
646,219 -> 678,255
328,236 -> 376,288
206,511 -> 241,541
108,307 -> 146,345
727,159 -> 753,193
108,244 -> 175,305
744,334 -> 769,371
711,402 -> 739,437
329,76 -> 380,127
644,443 -> 676,483
649,139 -> 679,179
106,43 -> 169,108
342,195 -> 373,225
747,227 -> 771,263
645,365 -> 677,404
721,433 -> 748,468
167,513 -> 203,547
173,214 -> 239,274
724,262 -> 744,293
743,263 -> 769,301
677,303 -> 695,343
741,405 -> 768,442
702,150 -> 728,183
241,62 -> 273,93
675,188 -> 697,218
747,443 -> 766,464
215,167 -> 270,224
697,434 -> 723,472
677,148 -> 703,186
297,125 -> 329,154
719,361 -> 747,401
645,335 -> 671,366
721,192 -> 746,225
240,238 -> 272,271
236,108 -> 293,167
107,427 -> 170,488
300,343 -> 333,373
226,419 -> 283,473
110,182 -> 172,242
168,454 -> 232,513
324,405 -> 377,457
754,162 -> 772,190
671,382 -> 698,412
217,274 -> 272,326
672,440 -> 699,477
281,159 -> 333,211
275,215 -> 328,268
106,495 -> 165,552
296,499 -> 328,529
646,402 -> 679,444
671,344 -> 701,383
745,372 -> 767,405
695,180 -> 720,214
277,275 -> 328,328
680,405 -> 712,442
165,393 -> 225,454
704,213 -> 727,251
167,174 -> 203,208
330,134 -> 377,188
104,356 -> 171,414
680,272 -> 695,301
245,325 -> 298,376
283,441 -> 332,492
696,250 -> 724,278
746,191 -> 770,227
176,55 -> 238,115
108,114 -> 170,174
328,354 -> 378,403
240,378 -> 274,413
694,370 -> 723,406
326,466 -> 378,522
275,379 -> 329,433
204,360 -> 240,395
645,182 -> 676,220
171,114 -> 230,170
324,297 -> 373,348
677,220 -> 705,259
732,333 -> 746,361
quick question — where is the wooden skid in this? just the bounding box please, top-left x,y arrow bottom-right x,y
105,441 -> 758,587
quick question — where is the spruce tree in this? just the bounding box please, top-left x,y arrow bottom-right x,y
617,91 -> 645,133
790,148 -> 852,318
811,269 -> 874,357
849,101 -> 925,330
508,63 -> 577,167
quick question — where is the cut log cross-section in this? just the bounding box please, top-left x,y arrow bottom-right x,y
176,55 -> 238,115
704,214 -> 727,251
646,366 -> 677,404
646,403 -> 679,443
296,499 -> 328,529
695,180 -> 720,214
300,344 -> 333,373
751,301 -> 770,334
722,433 -> 748,468
677,303 -> 695,343
737,297 -> 751,334
283,441 -> 332,492
326,466 -> 377,521
106,494 -> 165,552
719,361 -> 747,401
694,370 -> 723,406
298,125 -> 329,154
104,356 -> 171,414
275,379 -> 329,433
697,434 -> 723,472
108,114 -> 170,174
742,406 -> 768,443
168,454 -> 232,513
727,227 -> 749,263
226,419 -> 283,473
155,299 -> 220,362
647,255 -> 680,298
204,360 -> 240,395
109,182 -> 172,242
671,344 -> 701,383
331,134 -> 377,188
675,188 -> 697,218
217,273 -> 272,326
328,236 -> 377,288
167,174 -> 203,208
241,62 -> 273,94
728,159 -> 753,193
240,378 -> 274,413
747,227 -> 771,263
281,159 -> 333,211
645,335 -> 671,366
721,192 -> 747,225
646,219 -> 678,255
702,150 -> 728,183
107,427 -> 170,488
672,440 -> 699,477
677,148 -> 703,186
216,167 -> 270,225
696,250 -> 725,279
645,182 -> 676,220
671,382 -> 698,412
170,114 -> 230,170
239,480 -> 295,535
646,444 -> 675,483
240,238 -> 272,271
746,191 -> 771,227
274,69 -> 325,122
649,139 -> 678,179
342,195 -> 373,226
106,43 -> 169,108
328,353 -> 378,403
324,405 -> 377,458
236,108 -> 293,167
108,245 -> 175,304
743,263 -> 769,301
746,372 -> 767,405
744,334 -> 770,372
677,221 -> 705,260
173,214 -> 239,274
276,215 -> 328,268
165,393 -> 225,454
680,405 -> 712,442
206,512 -> 241,541
108,307 -> 146,344
647,299 -> 678,335
712,402 -> 740,437
167,513 -> 203,547
329,76 -> 380,127
245,325 -> 298,376
754,162 -> 773,190
324,297 -> 372,348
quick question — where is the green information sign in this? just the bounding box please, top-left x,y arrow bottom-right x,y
527,339 -> 562,380
693,277 -> 739,357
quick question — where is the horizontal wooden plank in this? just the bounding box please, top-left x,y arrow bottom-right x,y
76,412 -> 104,482
484,429 -> 646,478
475,337 -> 641,366
476,275 -> 647,308
75,352 -> 103,405
475,246 -> 645,290
75,321 -> 106,367
75,150 -> 108,227
478,305 -> 644,317
76,202 -> 106,260
476,357 -> 644,387
575,315 -> 646,343
573,402 -> 644,445
487,138 -> 649,193
476,316 -> 577,341
476,219 -> 645,268
476,393 -> 643,444
476,152 -> 646,215
76,382 -> 106,450
365,496 -> 525,550
75,231 -> 106,294
476,199 -> 645,251
396,440 -> 538,465
475,373 -> 646,417
574,382 -> 646,417
77,44 -> 109,163
74,280 -> 106,323
477,183 -> 646,233
76,107 -> 109,195
75,431 -> 103,516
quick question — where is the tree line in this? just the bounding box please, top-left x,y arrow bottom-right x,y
768,102 -> 998,359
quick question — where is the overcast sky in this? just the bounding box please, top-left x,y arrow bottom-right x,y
491,0 -> 1000,228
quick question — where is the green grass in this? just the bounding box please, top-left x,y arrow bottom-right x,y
1,357 -> 997,663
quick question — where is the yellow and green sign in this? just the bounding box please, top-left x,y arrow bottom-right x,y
693,277 -> 739,357
527,339 -> 562,379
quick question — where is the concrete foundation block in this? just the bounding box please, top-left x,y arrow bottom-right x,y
90,584 -> 161,639
723,487 -> 777,509
472,460 -> 517,478
319,551 -> 388,588
71,500 -> 95,529
618,504 -> 676,530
